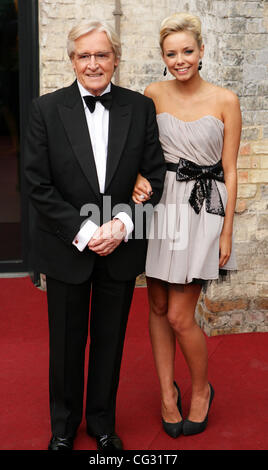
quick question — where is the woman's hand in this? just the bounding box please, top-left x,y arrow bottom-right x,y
219,232 -> 232,268
132,173 -> 153,204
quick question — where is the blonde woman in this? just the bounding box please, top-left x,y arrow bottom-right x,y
133,12 -> 241,437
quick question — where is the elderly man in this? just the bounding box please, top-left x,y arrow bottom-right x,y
25,21 -> 165,451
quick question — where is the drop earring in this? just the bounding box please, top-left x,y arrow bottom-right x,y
163,66 -> 167,76
198,60 -> 202,71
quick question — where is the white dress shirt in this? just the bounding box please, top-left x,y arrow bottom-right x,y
72,81 -> 134,251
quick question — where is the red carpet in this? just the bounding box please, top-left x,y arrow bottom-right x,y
0,276 -> 267,451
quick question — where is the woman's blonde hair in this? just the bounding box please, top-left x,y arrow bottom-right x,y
67,20 -> 121,59
159,12 -> 203,50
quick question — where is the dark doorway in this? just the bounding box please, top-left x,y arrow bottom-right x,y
0,0 -> 21,261
0,0 -> 39,273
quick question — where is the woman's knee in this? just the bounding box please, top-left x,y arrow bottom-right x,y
149,298 -> 168,317
166,284 -> 201,334
147,278 -> 168,317
167,309 -> 195,335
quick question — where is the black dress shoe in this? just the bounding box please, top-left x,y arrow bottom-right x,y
183,383 -> 215,436
48,435 -> 74,450
162,381 -> 183,438
96,433 -> 123,451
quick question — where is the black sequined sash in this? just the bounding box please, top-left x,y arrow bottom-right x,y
166,158 -> 225,216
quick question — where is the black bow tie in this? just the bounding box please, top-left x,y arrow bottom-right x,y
83,92 -> 113,113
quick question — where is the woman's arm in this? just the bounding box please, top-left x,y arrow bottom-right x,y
220,90 -> 242,267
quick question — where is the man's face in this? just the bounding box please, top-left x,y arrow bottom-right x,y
71,30 -> 119,96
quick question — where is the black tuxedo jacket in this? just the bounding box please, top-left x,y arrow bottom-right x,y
25,80 -> 165,284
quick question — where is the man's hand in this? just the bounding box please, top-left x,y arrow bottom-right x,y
88,219 -> 126,256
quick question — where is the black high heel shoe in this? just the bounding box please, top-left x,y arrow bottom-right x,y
183,383 -> 214,436
162,381 -> 183,438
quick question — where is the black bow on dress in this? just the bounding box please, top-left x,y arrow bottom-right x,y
167,158 -> 226,217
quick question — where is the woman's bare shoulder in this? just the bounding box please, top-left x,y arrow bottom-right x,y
144,81 -> 169,98
209,82 -> 240,106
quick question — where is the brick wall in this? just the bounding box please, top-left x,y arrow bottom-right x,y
38,0 -> 268,335
193,0 -> 268,335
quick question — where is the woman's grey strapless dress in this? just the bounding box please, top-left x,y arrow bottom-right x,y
145,113 -> 237,284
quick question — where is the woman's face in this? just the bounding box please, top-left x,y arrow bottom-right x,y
162,30 -> 204,82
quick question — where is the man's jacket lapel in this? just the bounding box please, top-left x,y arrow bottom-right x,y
57,81 -> 101,198
105,84 -> 132,192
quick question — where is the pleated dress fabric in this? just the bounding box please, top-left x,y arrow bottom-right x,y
145,113 -> 237,285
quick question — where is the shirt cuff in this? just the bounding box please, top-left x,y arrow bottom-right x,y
72,220 -> 99,252
114,212 -> 134,241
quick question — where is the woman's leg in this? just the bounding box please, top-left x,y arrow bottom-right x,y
167,283 -> 210,422
147,277 -> 182,423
